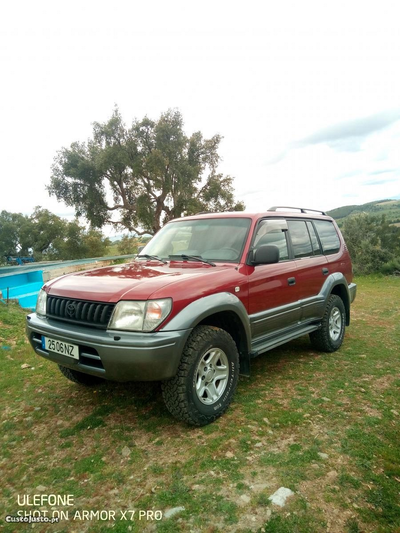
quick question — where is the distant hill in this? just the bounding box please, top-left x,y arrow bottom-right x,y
327,199 -> 400,226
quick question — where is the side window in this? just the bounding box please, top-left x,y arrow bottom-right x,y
287,220 -> 313,258
254,220 -> 289,261
313,220 -> 340,255
307,221 -> 322,255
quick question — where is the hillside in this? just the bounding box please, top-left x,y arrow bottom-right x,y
327,198 -> 400,225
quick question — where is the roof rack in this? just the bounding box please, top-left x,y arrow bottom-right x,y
268,206 -> 327,216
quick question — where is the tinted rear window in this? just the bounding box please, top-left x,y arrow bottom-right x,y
287,220 -> 313,258
313,220 -> 340,255
307,221 -> 322,255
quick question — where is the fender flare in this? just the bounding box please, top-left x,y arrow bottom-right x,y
320,273 -> 351,325
162,292 -> 252,370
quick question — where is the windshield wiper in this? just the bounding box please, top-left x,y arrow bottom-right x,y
169,254 -> 216,267
137,254 -> 167,264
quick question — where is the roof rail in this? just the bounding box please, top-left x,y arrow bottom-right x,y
268,206 -> 327,216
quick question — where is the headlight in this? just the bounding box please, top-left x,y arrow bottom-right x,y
108,299 -> 172,332
36,289 -> 47,317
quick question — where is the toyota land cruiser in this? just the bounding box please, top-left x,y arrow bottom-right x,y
26,207 -> 356,425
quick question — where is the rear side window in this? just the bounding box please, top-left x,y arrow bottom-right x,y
307,221 -> 322,255
287,220 -> 313,258
313,220 -> 340,255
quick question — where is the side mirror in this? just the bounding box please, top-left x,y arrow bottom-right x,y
251,244 -> 279,265
137,245 -> 144,253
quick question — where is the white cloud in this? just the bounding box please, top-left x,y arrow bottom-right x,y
1,0 -> 400,222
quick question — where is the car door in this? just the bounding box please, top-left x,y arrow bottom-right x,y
246,218 -> 301,340
286,219 -> 328,322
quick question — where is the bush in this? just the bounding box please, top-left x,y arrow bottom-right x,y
342,213 -> 400,275
117,235 -> 138,255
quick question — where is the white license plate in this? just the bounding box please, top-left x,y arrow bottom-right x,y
42,336 -> 79,359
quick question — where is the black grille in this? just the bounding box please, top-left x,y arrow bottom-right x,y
46,297 -> 115,329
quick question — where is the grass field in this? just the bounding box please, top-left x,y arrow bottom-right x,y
1,276 -> 399,533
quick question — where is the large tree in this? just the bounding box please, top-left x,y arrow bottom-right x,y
0,210 -> 30,258
48,108 -> 245,235
19,207 -> 67,257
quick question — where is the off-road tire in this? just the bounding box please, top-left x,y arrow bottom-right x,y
58,365 -> 104,386
161,325 -> 240,426
310,294 -> 346,352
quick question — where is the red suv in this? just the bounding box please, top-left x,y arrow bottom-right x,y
27,207 -> 356,425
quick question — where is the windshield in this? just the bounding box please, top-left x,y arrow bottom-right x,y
139,217 -> 251,263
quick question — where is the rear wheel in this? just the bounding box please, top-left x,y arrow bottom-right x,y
162,325 -> 240,426
310,295 -> 346,352
58,365 -> 104,386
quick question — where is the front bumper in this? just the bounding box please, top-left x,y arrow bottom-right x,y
26,313 -> 191,382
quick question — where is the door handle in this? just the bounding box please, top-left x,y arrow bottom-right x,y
287,277 -> 296,286
322,268 -> 329,275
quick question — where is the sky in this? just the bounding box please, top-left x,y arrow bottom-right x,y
1,0 -> 400,236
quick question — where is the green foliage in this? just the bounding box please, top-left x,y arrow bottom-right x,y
328,199 -> 400,224
0,210 -> 30,258
22,207 -> 67,257
341,213 -> 400,275
0,208 -> 110,263
48,107 -> 245,235
53,218 -> 86,259
117,235 -> 138,255
83,228 -> 111,258
345,518 -> 361,533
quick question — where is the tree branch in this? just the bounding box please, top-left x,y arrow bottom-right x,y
106,218 -> 151,236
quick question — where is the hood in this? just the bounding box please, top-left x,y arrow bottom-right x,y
45,260 -> 234,302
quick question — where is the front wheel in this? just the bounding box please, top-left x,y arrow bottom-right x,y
162,326 -> 240,426
310,295 -> 346,352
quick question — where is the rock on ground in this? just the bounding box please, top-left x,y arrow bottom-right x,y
164,506 -> 185,519
268,487 -> 294,507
